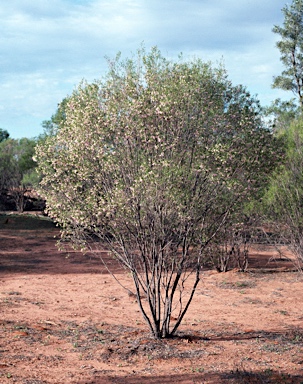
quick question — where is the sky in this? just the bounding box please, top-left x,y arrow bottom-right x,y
1,0 -> 290,139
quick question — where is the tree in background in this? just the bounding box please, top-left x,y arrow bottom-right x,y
263,98 -> 300,133
35,47 -> 281,338
273,0 -> 303,107
0,137 -> 38,212
0,129 -> 11,209
263,118 -> 303,268
260,0 -> 303,269
41,97 -> 69,138
0,129 -> 9,143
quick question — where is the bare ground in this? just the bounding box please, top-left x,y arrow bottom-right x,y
1,214 -> 303,383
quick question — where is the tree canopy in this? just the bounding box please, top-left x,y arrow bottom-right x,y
0,128 -> 9,143
273,0 -> 303,107
41,97 -> 69,138
263,118 -> 303,264
35,47 -> 282,338
0,137 -> 38,211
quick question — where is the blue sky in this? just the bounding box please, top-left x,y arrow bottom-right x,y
1,0 -> 289,139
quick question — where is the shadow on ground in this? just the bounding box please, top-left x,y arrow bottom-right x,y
0,213 -> 124,275
0,213 -> 296,276
78,371 -> 303,384
0,213 -> 56,230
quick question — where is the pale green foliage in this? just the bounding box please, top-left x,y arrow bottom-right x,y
0,137 -> 38,211
35,47 -> 280,338
263,98 -> 300,133
263,118 -> 303,265
40,97 -> 70,138
0,139 -> 19,191
273,0 -> 303,106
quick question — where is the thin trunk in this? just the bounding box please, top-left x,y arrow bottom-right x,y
170,268 -> 200,336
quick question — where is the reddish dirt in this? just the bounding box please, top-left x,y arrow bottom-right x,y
1,214 -> 303,383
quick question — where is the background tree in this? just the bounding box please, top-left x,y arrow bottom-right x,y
0,128 -> 9,143
273,0 -> 303,107
259,1 -> 303,267
0,129 -> 10,209
35,47 -> 281,339
263,98 -> 300,133
263,118 -> 303,268
41,97 -> 69,138
204,213 -> 261,273
0,138 -> 38,211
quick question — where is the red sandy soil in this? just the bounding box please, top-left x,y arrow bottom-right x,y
1,214 -> 303,383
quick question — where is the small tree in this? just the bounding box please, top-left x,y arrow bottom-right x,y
273,0 -> 303,107
205,215 -> 259,273
40,97 -> 69,138
0,138 -> 37,212
263,118 -> 303,268
35,48 -> 280,338
263,98 -> 300,133
0,128 -> 9,143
